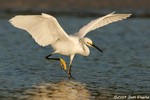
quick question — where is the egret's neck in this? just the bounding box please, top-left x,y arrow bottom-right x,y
82,43 -> 90,56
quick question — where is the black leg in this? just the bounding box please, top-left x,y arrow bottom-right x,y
45,54 -> 53,59
68,65 -> 74,79
45,54 -> 67,71
45,53 -> 59,60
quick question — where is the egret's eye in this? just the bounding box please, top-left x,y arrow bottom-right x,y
79,39 -> 82,43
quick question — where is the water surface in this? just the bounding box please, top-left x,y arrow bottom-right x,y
0,15 -> 150,100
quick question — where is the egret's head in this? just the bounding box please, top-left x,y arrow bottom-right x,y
83,38 -> 93,47
83,37 -> 103,53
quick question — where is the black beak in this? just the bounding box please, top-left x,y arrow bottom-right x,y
92,44 -> 103,53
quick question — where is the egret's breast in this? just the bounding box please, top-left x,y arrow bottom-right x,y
51,38 -> 78,55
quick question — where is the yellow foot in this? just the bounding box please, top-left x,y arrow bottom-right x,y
59,58 -> 67,71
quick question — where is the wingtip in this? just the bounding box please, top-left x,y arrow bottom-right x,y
129,14 -> 132,16
9,15 -> 20,23
110,12 -> 132,17
9,16 -> 15,23
9,17 -> 14,23
8,19 -> 11,22
108,11 -> 115,15
112,11 -> 115,14
126,13 -> 132,18
41,13 -> 46,15
41,13 -> 53,18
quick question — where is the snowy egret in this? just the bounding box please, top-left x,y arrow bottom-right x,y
9,12 -> 131,79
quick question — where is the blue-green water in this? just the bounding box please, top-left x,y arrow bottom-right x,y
0,15 -> 150,100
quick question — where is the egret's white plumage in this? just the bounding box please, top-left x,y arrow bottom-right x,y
9,13 -> 70,46
76,12 -> 131,38
9,12 -> 131,78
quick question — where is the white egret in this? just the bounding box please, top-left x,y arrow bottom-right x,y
9,12 -> 131,79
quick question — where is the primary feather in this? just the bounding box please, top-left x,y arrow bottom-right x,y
9,13 -> 70,46
75,12 -> 132,38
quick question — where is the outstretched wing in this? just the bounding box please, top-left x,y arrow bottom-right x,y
75,12 -> 132,38
9,13 -> 70,46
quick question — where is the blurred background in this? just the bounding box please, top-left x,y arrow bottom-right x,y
0,0 -> 150,17
0,0 -> 150,100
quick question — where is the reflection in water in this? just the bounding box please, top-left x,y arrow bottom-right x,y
20,80 -> 91,100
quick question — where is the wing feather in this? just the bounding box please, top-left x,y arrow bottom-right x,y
9,13 -> 70,46
76,12 -> 131,38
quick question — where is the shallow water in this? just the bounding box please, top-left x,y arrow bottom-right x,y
0,15 -> 150,100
